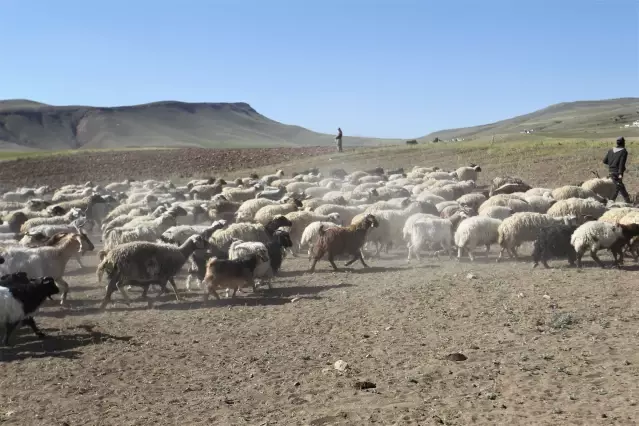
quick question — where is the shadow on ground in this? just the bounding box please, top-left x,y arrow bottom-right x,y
0,324 -> 133,363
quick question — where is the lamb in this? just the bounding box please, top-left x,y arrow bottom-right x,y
309,214 -> 379,272
406,217 -> 454,262
570,221 -> 639,268
546,198 -> 608,221
202,252 -> 270,301
284,211 -> 342,254
0,275 -> 59,346
453,164 -> 482,182
454,216 -> 502,261
496,212 -> 578,261
0,232 -> 93,304
228,238 -> 279,288
97,234 -> 209,308
160,220 -> 227,246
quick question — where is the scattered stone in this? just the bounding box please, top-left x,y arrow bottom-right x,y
408,378 -> 418,384
362,334 -> 370,339
384,326 -> 392,331
470,345 -> 479,350
602,414 -> 608,419
334,360 -> 349,372
290,297 -> 300,303
444,352 -> 468,362
353,380 -> 376,390
466,273 -> 477,279
625,360 -> 631,365
542,294 -> 551,300
486,393 -> 498,400
294,381 -> 301,387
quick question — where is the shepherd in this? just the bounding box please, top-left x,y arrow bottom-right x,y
335,127 -> 343,153
603,136 -> 631,203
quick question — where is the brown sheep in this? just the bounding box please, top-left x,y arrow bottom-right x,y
309,214 -> 379,272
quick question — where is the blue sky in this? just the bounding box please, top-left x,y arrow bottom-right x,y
1,0 -> 638,138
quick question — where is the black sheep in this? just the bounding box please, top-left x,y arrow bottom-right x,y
0,275 -> 59,346
265,229 -> 293,274
532,224 -> 578,268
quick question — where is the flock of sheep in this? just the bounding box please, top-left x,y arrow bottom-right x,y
1,163 -> 639,346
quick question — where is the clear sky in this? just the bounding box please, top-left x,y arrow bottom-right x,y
1,0 -> 638,139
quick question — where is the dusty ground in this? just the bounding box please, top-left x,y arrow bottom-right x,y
2,141 -> 639,425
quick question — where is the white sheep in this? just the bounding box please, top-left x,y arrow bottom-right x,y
598,207 -> 638,224
551,185 -> 603,202
453,164 -> 482,182
235,198 -> 280,223
103,214 -> 176,250
284,211 -> 342,253
299,221 -> 341,257
228,240 -> 273,288
20,208 -> 84,233
406,217 -> 454,262
546,198 -> 607,221
161,220 -> 227,246
253,202 -> 300,226
570,221 -> 624,268
0,232 -> 92,304
497,212 -> 577,261
479,206 -> 513,220
582,177 -> 617,201
454,216 -> 502,261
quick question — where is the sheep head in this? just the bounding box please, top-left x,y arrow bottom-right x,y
363,214 -> 379,229
273,229 -> 293,249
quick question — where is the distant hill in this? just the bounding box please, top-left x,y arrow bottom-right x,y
0,100 -> 399,150
423,98 -> 639,141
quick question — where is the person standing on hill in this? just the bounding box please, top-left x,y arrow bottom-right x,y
335,127 -> 343,152
603,136 -> 631,203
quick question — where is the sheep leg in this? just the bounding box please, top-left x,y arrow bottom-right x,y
328,252 -> 340,271
575,249 -> 586,269
485,244 -> 490,255
75,253 -> 85,268
2,321 -> 19,346
168,277 -> 181,301
496,247 -> 506,262
99,274 -> 121,309
56,277 -> 71,305
590,249 -> 606,268
115,282 -> 132,306
468,249 -> 476,262
22,317 -> 46,339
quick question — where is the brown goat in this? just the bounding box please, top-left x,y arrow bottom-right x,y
309,214 -> 379,272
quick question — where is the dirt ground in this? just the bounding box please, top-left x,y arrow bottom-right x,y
2,235 -> 639,426
2,143 -> 639,425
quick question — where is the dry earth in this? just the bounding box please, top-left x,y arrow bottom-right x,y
1,143 -> 639,425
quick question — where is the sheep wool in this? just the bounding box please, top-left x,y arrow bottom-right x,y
454,216 -> 502,261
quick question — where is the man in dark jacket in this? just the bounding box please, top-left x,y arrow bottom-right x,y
335,127 -> 343,153
603,136 -> 631,203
